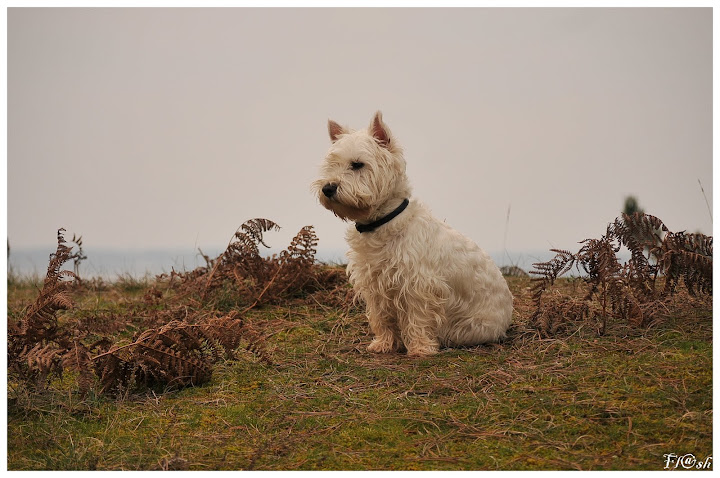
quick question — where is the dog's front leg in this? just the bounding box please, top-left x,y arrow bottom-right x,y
399,316 -> 441,357
365,295 -> 401,353
397,289 -> 445,357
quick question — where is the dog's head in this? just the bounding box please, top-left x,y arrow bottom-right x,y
314,111 -> 410,222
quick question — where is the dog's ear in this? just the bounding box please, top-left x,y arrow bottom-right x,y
369,111 -> 391,148
328,120 -> 347,143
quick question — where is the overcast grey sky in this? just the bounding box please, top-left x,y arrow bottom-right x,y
7,7 -> 713,263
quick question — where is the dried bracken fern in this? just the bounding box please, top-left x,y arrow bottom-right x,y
8,226 -> 278,399
9,220 -> 336,399
20,229 -> 77,339
92,312 -> 271,395
8,229 -> 93,394
659,231 -> 713,296
203,218 -> 281,296
164,218 -> 321,309
246,225 -> 320,308
531,213 -> 712,336
274,225 -> 318,291
531,290 -> 591,337
61,339 -> 94,394
530,249 -> 575,302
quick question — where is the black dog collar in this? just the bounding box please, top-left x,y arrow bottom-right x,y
356,199 -> 410,233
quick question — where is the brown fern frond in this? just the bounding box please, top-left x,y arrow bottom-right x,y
196,312 -> 272,364
577,236 -> 621,284
280,226 -> 318,267
198,313 -> 246,360
61,340 -> 93,396
91,312 -> 271,394
529,213 -> 711,336
164,220 -> 323,309
683,232 -> 713,257
609,213 -> 667,278
94,348 -> 136,396
223,218 -> 280,267
239,218 -> 280,250
8,229 -> 82,389
530,249 -> 576,303
531,291 -> 591,337
612,212 -> 667,251
659,231 -> 713,296
270,225 -> 318,298
530,249 -> 576,284
18,230 -> 78,340
10,226 -> 280,398
138,343 -> 211,389
202,218 -> 281,298
97,324 -> 212,390
22,343 -> 63,384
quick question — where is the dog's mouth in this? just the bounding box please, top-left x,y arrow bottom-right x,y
318,190 -> 371,222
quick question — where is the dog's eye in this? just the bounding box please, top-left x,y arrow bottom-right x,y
350,161 -> 365,171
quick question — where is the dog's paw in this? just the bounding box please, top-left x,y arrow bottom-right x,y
406,343 -> 440,357
367,337 -> 397,354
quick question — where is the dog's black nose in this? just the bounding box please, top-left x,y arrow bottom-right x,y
322,183 -> 338,198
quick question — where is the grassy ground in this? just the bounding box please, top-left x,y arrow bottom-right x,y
7,273 -> 712,470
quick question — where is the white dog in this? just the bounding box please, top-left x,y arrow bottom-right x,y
315,111 -> 513,356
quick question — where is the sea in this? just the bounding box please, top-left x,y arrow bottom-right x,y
7,246 -> 561,281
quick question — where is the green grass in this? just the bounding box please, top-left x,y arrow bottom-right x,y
7,276 -> 712,470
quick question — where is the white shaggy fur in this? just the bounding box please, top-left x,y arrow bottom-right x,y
314,111 -> 513,357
